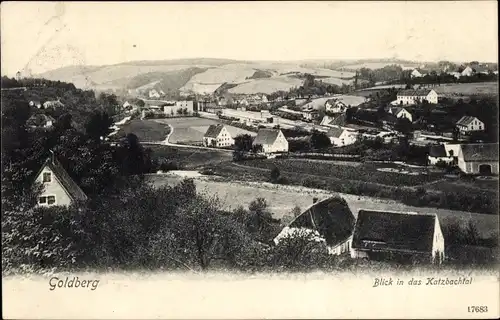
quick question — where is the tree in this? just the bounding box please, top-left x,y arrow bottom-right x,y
310,130 -> 331,149
291,205 -> 302,218
234,134 -> 253,152
395,117 -> 413,136
270,167 -> 281,183
252,144 -> 263,153
85,111 -> 113,141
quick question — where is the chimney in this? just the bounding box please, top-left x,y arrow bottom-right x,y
312,197 -> 318,204
49,150 -> 55,164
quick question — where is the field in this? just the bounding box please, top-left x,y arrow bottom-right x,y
147,145 -> 232,168
154,117 -> 256,144
338,62 -> 419,70
117,120 -> 171,142
433,82 -> 498,96
239,159 -> 443,187
147,174 -> 499,239
227,76 -> 304,94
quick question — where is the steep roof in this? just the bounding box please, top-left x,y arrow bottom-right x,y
390,107 -> 406,115
287,197 -> 356,246
429,145 -> 447,158
397,89 -> 434,97
352,210 -> 437,253
26,113 -> 56,127
456,115 -> 479,126
204,124 -> 225,138
460,143 -> 499,162
330,113 -> 347,126
253,129 -> 282,146
326,127 -> 344,138
34,154 -> 88,202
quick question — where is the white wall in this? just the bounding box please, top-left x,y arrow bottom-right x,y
36,166 -> 72,207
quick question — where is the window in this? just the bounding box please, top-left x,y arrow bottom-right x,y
48,196 -> 56,205
43,172 -> 52,183
39,196 -> 47,204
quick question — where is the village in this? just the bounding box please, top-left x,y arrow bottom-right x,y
4,57 -> 497,272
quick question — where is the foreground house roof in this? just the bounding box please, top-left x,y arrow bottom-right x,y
284,197 -> 356,247
460,143 -> 499,162
326,127 -> 345,138
253,129 -> 282,145
34,154 -> 88,202
352,210 -> 437,253
26,113 -> 56,127
204,124 -> 225,138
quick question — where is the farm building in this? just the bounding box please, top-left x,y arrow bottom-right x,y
427,145 -> 455,165
273,197 -> 356,256
395,89 -> 438,105
456,116 -> 484,135
461,66 -> 475,77
26,113 -> 56,129
253,128 -> 288,153
162,100 -> 195,116
457,143 -> 499,175
202,124 -> 234,148
326,127 -> 358,147
410,68 -> 426,78
43,99 -> 65,109
351,210 -> 445,264
325,99 -> 348,113
33,152 -> 88,207
388,106 -> 413,122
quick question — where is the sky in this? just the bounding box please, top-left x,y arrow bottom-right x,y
1,1 -> 498,76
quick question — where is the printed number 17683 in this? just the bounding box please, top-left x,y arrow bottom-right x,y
468,306 -> 488,313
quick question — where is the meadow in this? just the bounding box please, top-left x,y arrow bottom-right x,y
433,82 -> 498,96
117,119 -> 171,141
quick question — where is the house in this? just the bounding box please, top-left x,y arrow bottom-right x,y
447,71 -> 462,79
33,152 -> 88,207
26,113 -> 56,129
457,143 -> 499,175
273,197 -> 356,255
461,66 -> 475,77
163,100 -> 194,116
253,129 -> 288,153
43,99 -> 65,109
456,116 -> 485,135
29,100 -> 42,108
427,145 -> 455,165
122,101 -> 132,109
326,127 -> 358,147
202,124 -> 234,148
149,89 -> 161,99
325,99 -> 348,113
351,210 -> 445,264
396,89 -> 438,105
410,69 -> 425,78
238,99 -> 250,106
388,107 -> 413,122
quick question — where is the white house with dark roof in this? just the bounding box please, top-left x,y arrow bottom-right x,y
325,99 -> 348,113
410,68 -> 426,78
326,127 -> 358,147
43,99 -> 65,109
274,197 -> 356,256
457,143 -> 498,175
253,129 -> 288,153
202,124 -> 234,148
427,145 -> 455,165
395,89 -> 438,105
456,116 -> 484,135
351,210 -> 445,264
388,106 -> 413,122
29,100 -> 42,108
33,152 -> 88,207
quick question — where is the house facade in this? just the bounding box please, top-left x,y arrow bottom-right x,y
396,89 -> 438,105
203,124 -> 234,148
253,129 -> 288,153
163,100 -> 195,116
457,143 -> 499,175
456,116 -> 484,135
325,99 -> 348,113
388,107 -> 413,122
410,69 -> 425,78
327,127 -> 358,147
351,210 -> 445,264
33,153 -> 88,207
461,66 -> 475,77
26,114 -> 56,129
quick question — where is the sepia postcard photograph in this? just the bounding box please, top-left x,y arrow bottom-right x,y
1,1 -> 499,319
